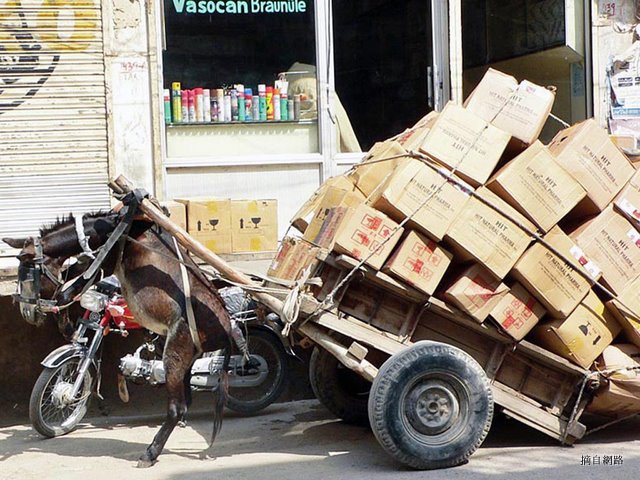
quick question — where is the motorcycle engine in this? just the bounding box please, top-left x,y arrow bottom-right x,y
119,354 -> 166,385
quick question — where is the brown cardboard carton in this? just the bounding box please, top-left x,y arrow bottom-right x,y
368,159 -> 473,241
571,206 -> 640,295
614,169 -> 640,226
290,175 -> 358,233
445,187 -> 536,279
464,68 -> 518,122
302,187 -> 365,245
605,275 -> 640,349
548,119 -> 634,213
174,197 -> 232,254
231,200 -> 278,253
442,264 -> 510,323
530,290 -> 621,369
267,237 -> 321,282
329,204 -> 403,270
382,231 -> 453,296
486,141 -> 586,232
349,141 -> 410,197
489,282 -> 546,341
419,102 -> 511,186
511,226 -> 600,318
466,69 -> 555,145
392,111 -> 440,151
588,344 -> 640,417
161,200 -> 187,231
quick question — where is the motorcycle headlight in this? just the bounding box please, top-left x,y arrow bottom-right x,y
80,290 -> 109,313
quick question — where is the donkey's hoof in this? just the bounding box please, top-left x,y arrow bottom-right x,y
136,456 -> 156,468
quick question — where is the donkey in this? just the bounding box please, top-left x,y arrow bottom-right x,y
4,208 -> 238,467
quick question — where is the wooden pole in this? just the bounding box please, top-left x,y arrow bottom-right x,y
110,175 -> 286,316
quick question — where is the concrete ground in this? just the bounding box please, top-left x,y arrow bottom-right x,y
1,398 -> 638,480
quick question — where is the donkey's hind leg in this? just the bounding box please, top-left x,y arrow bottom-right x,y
137,322 -> 195,468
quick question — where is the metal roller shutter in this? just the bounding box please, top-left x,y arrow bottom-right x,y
0,0 -> 109,254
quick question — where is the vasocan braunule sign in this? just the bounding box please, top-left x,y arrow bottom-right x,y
0,0 -> 99,112
171,0 -> 308,14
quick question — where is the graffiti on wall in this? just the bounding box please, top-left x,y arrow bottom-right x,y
0,0 -> 99,112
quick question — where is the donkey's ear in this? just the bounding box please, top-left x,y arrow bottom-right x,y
2,237 -> 28,249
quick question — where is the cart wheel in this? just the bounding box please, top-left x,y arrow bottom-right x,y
368,341 -> 493,470
309,347 -> 370,425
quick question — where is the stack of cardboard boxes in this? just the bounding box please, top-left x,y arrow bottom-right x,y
268,67 -> 640,417
161,198 -> 278,254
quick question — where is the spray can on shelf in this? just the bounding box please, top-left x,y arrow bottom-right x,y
163,89 -> 172,124
288,99 -> 295,120
211,95 -> 219,122
203,89 -> 211,122
181,89 -> 189,123
258,84 -> 267,121
278,79 -> 289,121
273,88 -> 281,121
266,86 -> 274,120
237,84 -> 245,122
223,91 -> 232,122
171,82 -> 182,123
188,90 -> 196,123
194,88 -> 204,122
216,89 -> 225,121
252,94 -> 260,120
244,88 -> 253,121
230,89 -> 239,121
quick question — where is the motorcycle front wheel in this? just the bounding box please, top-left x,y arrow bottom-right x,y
29,357 -> 94,438
226,329 -> 288,414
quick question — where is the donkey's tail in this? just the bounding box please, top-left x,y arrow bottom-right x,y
210,348 -> 230,446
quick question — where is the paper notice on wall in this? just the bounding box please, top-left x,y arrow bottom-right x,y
609,42 -> 640,118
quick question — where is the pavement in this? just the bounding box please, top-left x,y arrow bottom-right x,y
1,398 -> 639,480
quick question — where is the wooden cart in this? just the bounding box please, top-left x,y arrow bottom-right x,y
112,176 -> 597,471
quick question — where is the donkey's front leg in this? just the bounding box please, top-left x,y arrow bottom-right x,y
137,323 -> 195,468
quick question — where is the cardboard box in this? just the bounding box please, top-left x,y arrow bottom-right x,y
349,141 -> 410,197
302,187 -> 365,245
442,264 -> 510,323
267,237 -> 321,282
530,290 -> 621,369
548,119 -> 634,213
614,169 -> 640,226
445,187 -> 535,279
174,197 -> 232,254
382,230 -> 453,296
419,102 -> 511,186
487,141 -> 586,232
161,200 -> 187,231
231,200 -> 278,253
512,226 -> 600,318
605,275 -> 640,349
392,111 -> 439,151
489,282 -> 546,341
588,344 -> 640,417
324,204 -> 403,270
368,159 -> 473,241
466,69 -> 555,145
290,175 -> 358,234
571,206 -> 640,295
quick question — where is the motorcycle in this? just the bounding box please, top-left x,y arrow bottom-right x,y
29,276 -> 291,438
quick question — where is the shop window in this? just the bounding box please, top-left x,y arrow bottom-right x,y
162,0 -> 319,157
332,0 -> 434,152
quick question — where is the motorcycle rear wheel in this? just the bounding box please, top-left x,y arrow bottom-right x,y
29,358 -> 94,438
226,329 -> 288,414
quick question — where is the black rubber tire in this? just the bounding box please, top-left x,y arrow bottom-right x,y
368,341 -> 493,470
226,329 -> 289,414
309,347 -> 371,425
29,358 -> 94,438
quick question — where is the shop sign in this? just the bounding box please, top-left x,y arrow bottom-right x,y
172,0 -> 308,14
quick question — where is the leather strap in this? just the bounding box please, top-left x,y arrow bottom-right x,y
173,237 -> 202,354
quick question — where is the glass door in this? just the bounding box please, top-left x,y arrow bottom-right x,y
330,0 -> 449,157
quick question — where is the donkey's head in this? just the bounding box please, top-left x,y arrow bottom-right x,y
3,212 -> 119,326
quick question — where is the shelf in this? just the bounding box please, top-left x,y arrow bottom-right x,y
166,119 -> 317,128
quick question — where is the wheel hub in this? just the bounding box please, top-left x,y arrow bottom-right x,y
51,381 -> 74,408
404,380 -> 459,435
